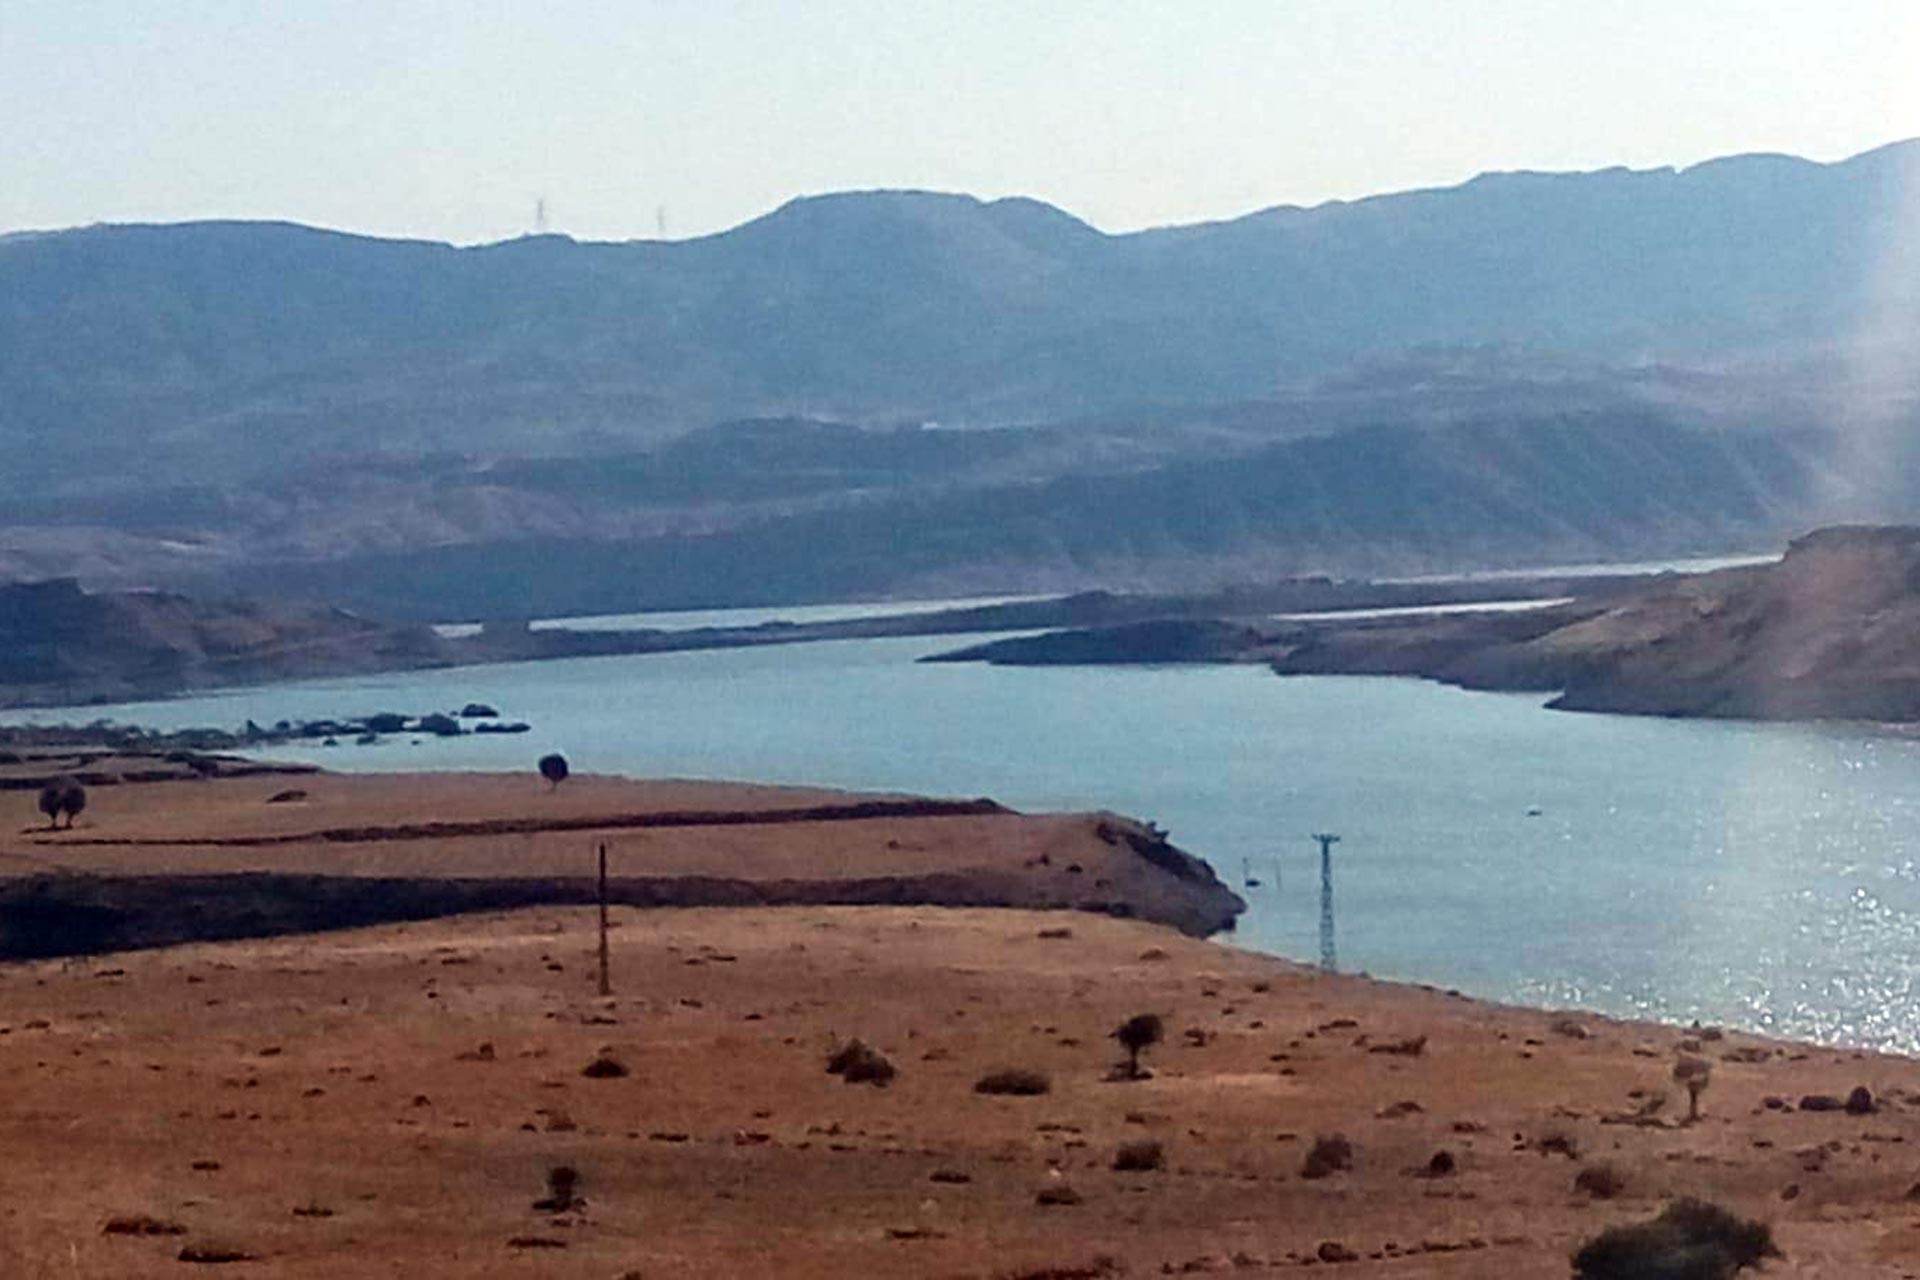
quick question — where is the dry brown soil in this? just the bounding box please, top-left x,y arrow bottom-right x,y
4,903 -> 1920,1276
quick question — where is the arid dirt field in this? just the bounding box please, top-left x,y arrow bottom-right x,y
5,902 -> 1920,1276
3,771 -> 1920,1275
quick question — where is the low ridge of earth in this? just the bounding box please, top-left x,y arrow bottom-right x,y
3,904 -> 1918,1276
0,769 -> 1243,957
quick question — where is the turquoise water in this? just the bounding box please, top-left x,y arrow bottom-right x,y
12,630 -> 1920,1052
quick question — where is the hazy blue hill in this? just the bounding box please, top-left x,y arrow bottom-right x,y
7,143 -> 1919,611
1139,145 -> 1912,358
7,140 -> 1916,499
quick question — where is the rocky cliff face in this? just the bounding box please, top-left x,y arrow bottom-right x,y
1274,526 -> 1920,721
1544,527 -> 1920,719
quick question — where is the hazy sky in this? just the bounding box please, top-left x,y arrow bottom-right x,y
5,1 -> 1918,244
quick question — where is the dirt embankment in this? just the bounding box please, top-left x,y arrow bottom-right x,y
0,770 -> 1244,959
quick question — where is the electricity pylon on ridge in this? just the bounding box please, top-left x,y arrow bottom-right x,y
1312,833 -> 1342,972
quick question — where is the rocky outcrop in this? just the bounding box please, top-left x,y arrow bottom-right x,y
926,619 -> 1273,666
1545,527 -> 1920,719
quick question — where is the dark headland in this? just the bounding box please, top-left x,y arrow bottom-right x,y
930,525 -> 1920,723
0,566 -> 1645,712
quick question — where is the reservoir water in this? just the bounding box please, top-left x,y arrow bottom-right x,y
11,615 -> 1920,1053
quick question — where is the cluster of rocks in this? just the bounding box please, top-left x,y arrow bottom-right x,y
1,702 -> 530,757
239,704 -> 531,747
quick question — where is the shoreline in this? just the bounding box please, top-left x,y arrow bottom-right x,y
0,568 -> 1656,714
3,754 -> 1912,1058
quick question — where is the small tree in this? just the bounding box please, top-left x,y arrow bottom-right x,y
538,753 -> 569,789
59,782 -> 86,828
1112,1013 -> 1164,1080
1672,1054 -> 1712,1123
36,782 -> 62,829
38,778 -> 85,830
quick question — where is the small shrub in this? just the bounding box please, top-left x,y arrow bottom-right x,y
1300,1133 -> 1352,1179
537,753 -> 570,788
178,1244 -> 257,1264
102,1215 -> 186,1236
1536,1127 -> 1581,1158
975,1068 -> 1051,1096
1367,1034 -> 1427,1057
1845,1085 -> 1876,1115
1112,1139 -> 1164,1172
533,1165 -> 582,1212
1035,1182 -> 1082,1206
1575,1161 -> 1627,1199
826,1039 -> 896,1087
581,1052 -> 629,1079
1572,1198 -> 1779,1279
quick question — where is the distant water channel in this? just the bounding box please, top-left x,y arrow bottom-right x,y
12,588 -> 1920,1054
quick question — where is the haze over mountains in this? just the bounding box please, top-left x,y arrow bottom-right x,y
5,141 -> 1919,616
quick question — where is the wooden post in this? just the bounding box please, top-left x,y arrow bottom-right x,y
597,842 -> 611,997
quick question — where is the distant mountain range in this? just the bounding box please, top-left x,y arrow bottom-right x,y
241,410 -> 1847,619
4,142 -> 1919,614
